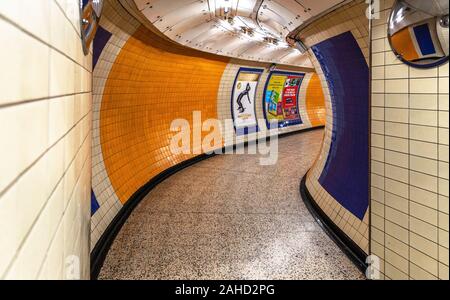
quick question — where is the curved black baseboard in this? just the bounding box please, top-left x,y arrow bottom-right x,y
300,174 -> 368,275
90,126 -> 324,279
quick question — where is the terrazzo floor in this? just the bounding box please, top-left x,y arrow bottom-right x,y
99,130 -> 365,280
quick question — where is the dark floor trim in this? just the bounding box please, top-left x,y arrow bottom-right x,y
90,126 -> 324,279
300,174 -> 368,275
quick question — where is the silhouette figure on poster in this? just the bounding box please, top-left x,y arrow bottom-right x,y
236,83 -> 252,113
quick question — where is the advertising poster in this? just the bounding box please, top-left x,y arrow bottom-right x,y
264,71 -> 305,128
232,68 -> 263,135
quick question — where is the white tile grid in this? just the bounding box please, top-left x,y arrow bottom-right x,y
0,0 -> 92,279
302,1 -> 371,255
370,0 -> 449,280
90,3 -> 140,248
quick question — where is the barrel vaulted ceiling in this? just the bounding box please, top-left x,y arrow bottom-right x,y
130,0 -> 346,67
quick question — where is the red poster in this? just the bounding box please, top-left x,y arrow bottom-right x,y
281,76 -> 301,120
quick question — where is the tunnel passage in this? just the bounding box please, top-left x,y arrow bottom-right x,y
90,0 -> 326,253
0,0 -> 448,281
98,131 -> 363,280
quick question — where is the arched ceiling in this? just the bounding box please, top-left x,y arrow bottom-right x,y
131,0 -> 345,67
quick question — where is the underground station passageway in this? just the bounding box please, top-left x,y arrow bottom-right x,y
99,131 -> 364,280
0,0 -> 449,283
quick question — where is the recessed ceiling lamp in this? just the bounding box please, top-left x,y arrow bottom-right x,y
264,37 -> 279,45
241,26 -> 255,36
223,0 -> 231,14
216,0 -> 233,19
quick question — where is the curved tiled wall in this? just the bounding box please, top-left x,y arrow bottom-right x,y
297,0 -> 371,254
306,74 -> 327,128
298,0 -> 449,280
99,25 -> 228,204
90,0 -> 326,249
312,31 -> 369,221
0,0 -> 447,281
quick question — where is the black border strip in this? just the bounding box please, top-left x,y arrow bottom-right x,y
90,126 -> 324,279
300,174 -> 368,275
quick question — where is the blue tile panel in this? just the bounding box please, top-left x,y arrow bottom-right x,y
413,23 -> 436,56
91,189 -> 100,216
311,31 -> 369,220
93,25 -> 112,69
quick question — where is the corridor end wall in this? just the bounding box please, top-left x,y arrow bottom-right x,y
91,0 -> 326,250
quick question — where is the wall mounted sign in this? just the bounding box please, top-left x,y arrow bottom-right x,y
388,0 -> 449,68
80,0 -> 104,55
263,71 -> 304,128
231,68 -> 263,135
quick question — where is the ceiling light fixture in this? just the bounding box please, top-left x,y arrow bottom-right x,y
217,0 -> 233,17
264,37 -> 279,46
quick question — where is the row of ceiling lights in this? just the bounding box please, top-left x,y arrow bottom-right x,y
216,0 -> 306,52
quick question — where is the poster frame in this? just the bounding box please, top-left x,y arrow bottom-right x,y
231,67 -> 264,136
262,70 -> 305,129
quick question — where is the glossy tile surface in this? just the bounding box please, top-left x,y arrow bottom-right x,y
99,130 -> 365,280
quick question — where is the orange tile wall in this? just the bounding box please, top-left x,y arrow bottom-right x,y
100,25 -> 229,203
306,73 -> 326,126
91,0 -> 326,249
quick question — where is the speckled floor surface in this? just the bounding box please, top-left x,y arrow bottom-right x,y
99,130 -> 365,280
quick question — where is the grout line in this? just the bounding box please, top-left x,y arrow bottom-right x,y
35,151 -> 92,279
0,91 -> 91,110
371,144 -> 446,162
0,107 -> 91,198
374,160 -> 440,179
0,13 -> 91,74
52,0 -> 82,41
408,61 -> 411,278
383,23 -> 387,278
0,120 -> 92,279
437,63 -> 441,279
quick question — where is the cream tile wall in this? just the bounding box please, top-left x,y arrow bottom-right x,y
0,0 -> 92,279
370,0 -> 449,280
299,0 -> 371,254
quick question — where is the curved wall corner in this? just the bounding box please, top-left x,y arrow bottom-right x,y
298,0 -> 370,256
90,0 -> 326,250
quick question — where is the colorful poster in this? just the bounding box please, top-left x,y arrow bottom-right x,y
264,71 -> 304,128
232,68 -> 263,135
